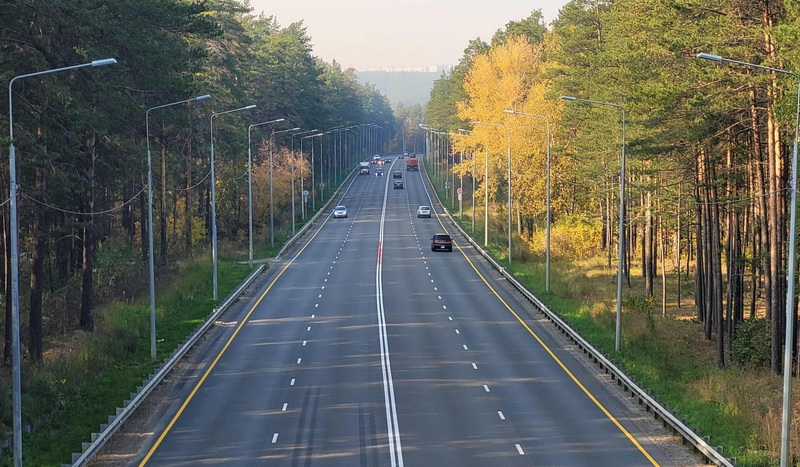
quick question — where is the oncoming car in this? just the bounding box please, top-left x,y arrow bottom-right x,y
376,168 -> 385,176
333,205 -> 348,218
417,205 -> 431,218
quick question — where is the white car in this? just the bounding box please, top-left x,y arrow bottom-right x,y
333,205 -> 348,218
417,205 -> 432,218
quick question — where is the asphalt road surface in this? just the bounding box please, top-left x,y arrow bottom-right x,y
135,156 -> 680,466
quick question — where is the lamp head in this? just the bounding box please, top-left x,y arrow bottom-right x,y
245,104 -> 257,110
195,94 -> 211,101
560,96 -> 577,101
92,58 -> 117,67
503,109 -> 515,114
696,53 -> 723,61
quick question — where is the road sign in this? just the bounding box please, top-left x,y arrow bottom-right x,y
302,189 -> 309,200
457,187 -> 463,195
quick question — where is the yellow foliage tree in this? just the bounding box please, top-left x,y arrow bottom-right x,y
454,35 -> 569,244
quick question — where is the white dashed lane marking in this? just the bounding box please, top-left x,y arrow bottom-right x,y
483,385 -> 491,393
272,433 -> 279,444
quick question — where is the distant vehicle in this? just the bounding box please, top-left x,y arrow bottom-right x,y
384,157 -> 392,164
393,180 -> 404,189
333,205 -> 348,218
371,155 -> 381,164
403,152 -> 409,158
406,158 -> 418,171
417,206 -> 431,218
410,153 -> 416,157
393,171 -> 402,179
359,162 -> 370,174
431,233 -> 453,252
399,153 -> 406,159
376,168 -> 384,176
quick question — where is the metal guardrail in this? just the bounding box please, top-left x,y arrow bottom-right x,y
69,264 -> 265,466
426,173 -> 734,465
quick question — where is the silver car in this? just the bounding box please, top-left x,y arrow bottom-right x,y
333,205 -> 348,218
417,205 -> 431,218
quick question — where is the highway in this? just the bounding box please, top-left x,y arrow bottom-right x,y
136,155 -> 678,466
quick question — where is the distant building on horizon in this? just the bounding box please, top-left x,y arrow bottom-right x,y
359,65 -> 452,74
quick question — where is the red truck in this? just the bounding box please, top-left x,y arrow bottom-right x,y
406,157 -> 418,171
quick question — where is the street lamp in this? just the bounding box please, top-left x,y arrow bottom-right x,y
210,104 -> 256,300
291,129 -> 318,233
301,132 -> 323,218
697,51 -> 800,467
472,120 -> 512,262
269,126 -> 300,247
459,129 -> 474,230
505,109 -> 552,292
561,95 -> 625,352
7,56 -> 117,467
146,94 -> 210,359
247,118 -> 284,267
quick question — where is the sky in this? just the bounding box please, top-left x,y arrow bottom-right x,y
247,0 -> 572,71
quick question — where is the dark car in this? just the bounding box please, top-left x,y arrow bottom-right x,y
431,233 -> 452,252
393,171 -> 402,179
393,180 -> 404,189
384,158 -> 392,164
376,168 -> 384,176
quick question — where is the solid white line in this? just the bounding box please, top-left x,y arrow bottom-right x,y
472,363 -> 478,370
498,411 -> 505,420
515,444 -> 525,455
272,433 -> 279,444
290,378 -> 295,386
376,161 -> 404,467
282,403 -> 288,412
484,385 -> 490,392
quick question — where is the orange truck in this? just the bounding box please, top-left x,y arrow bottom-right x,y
406,157 -> 418,171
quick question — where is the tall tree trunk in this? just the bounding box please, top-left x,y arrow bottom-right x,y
160,131 -> 168,264
2,203 -> 10,366
645,191 -> 654,296
28,167 -> 46,362
185,104 -> 193,256
80,129 -> 97,331
676,183 -> 682,308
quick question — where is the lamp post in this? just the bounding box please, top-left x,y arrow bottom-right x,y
698,52 -> 800,467
146,94 -> 210,359
561,95 -> 625,352
7,56 -> 117,467
210,104 -> 256,300
472,120 -> 512,262
505,109 -> 552,292
301,132 -> 323,218
247,118 -> 284,267
459,129 -> 474,229
290,129 -> 317,234
269,126 -> 300,246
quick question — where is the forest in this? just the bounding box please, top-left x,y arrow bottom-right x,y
421,0 -> 800,464
0,0 -> 394,462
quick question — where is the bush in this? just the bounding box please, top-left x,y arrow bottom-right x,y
527,215 -> 602,259
732,318 -> 770,368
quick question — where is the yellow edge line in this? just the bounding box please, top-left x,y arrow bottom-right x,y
139,217 -> 329,466
429,186 -> 657,465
